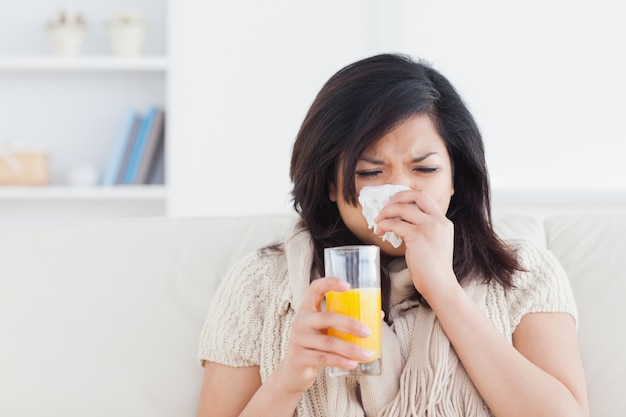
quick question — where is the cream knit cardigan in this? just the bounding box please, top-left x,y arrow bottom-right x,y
198,220 -> 577,416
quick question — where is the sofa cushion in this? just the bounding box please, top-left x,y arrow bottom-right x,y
0,214 -> 294,417
493,212 -> 547,247
544,214 -> 626,417
0,212 -> 622,416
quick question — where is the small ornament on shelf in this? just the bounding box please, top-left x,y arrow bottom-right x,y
0,144 -> 49,185
107,10 -> 148,57
66,164 -> 99,187
46,10 -> 87,56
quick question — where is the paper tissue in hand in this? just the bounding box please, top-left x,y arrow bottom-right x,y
358,184 -> 410,248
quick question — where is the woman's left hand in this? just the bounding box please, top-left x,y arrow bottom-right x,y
374,189 -> 458,299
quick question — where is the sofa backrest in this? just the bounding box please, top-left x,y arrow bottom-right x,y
497,213 -> 626,417
543,215 -> 626,417
0,213 -> 624,416
0,214 -> 295,417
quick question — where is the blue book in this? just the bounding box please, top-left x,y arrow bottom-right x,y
100,110 -> 139,185
122,106 -> 158,184
115,113 -> 142,184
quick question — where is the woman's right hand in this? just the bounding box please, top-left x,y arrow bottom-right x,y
273,276 -> 374,394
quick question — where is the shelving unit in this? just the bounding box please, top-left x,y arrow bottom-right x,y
0,1 -> 168,226
0,185 -> 166,201
0,56 -> 169,71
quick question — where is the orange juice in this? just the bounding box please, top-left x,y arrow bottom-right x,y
325,287 -> 382,362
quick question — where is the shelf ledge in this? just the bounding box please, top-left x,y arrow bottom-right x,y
0,55 -> 169,71
0,185 -> 167,201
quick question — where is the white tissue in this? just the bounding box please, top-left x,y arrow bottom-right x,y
358,184 -> 410,248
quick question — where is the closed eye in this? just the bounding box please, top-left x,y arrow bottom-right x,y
414,167 -> 439,173
356,170 -> 382,178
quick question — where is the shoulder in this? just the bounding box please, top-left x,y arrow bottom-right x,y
227,247 -> 289,282
197,247 -> 290,367
507,238 -> 560,270
500,238 -> 578,332
506,238 -> 571,292
214,247 -> 289,307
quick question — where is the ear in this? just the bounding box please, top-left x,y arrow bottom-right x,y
329,182 -> 338,202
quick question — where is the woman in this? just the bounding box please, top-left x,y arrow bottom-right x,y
196,53 -> 589,417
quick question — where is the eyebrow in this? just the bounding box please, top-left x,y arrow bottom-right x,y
358,152 -> 439,165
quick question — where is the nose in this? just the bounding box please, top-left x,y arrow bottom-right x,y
387,171 -> 416,191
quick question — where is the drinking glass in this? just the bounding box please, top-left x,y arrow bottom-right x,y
324,245 -> 382,377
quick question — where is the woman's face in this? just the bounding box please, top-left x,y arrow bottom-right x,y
329,113 -> 455,256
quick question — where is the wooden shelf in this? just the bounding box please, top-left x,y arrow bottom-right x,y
0,185 -> 167,201
0,55 -> 169,71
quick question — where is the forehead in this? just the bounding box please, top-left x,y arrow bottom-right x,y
362,114 -> 447,158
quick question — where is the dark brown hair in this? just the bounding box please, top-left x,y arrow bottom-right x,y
289,53 -> 521,315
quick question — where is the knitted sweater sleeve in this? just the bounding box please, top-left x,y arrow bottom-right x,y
197,251 -> 274,367
505,239 -> 578,333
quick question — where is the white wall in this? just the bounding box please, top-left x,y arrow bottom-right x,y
169,1 -> 626,218
169,0 -> 388,217
396,0 -> 626,192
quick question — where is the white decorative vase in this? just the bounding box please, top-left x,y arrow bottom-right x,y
108,23 -> 147,56
48,26 -> 85,56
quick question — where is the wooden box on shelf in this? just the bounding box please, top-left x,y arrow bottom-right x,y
0,150 -> 49,185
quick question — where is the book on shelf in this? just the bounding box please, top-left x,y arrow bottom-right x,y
134,107 -> 165,184
119,105 -> 166,185
100,109 -> 141,186
115,112 -> 143,185
146,132 -> 165,185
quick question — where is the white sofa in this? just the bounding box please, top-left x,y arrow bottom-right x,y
1,213 -> 624,416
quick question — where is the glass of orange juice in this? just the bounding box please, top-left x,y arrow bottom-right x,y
324,245 -> 382,377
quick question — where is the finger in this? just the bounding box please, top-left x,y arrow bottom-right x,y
375,202 -> 425,230
376,211 -> 440,237
387,189 -> 443,218
295,348 -> 359,371
300,277 -> 350,312
304,311 -> 371,337
305,334 -> 375,363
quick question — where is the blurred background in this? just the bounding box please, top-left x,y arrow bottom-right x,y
0,0 -> 624,227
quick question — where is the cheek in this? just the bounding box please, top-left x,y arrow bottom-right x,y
438,196 -> 452,215
340,202 -> 363,225
429,180 -> 454,212
338,201 -> 369,234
